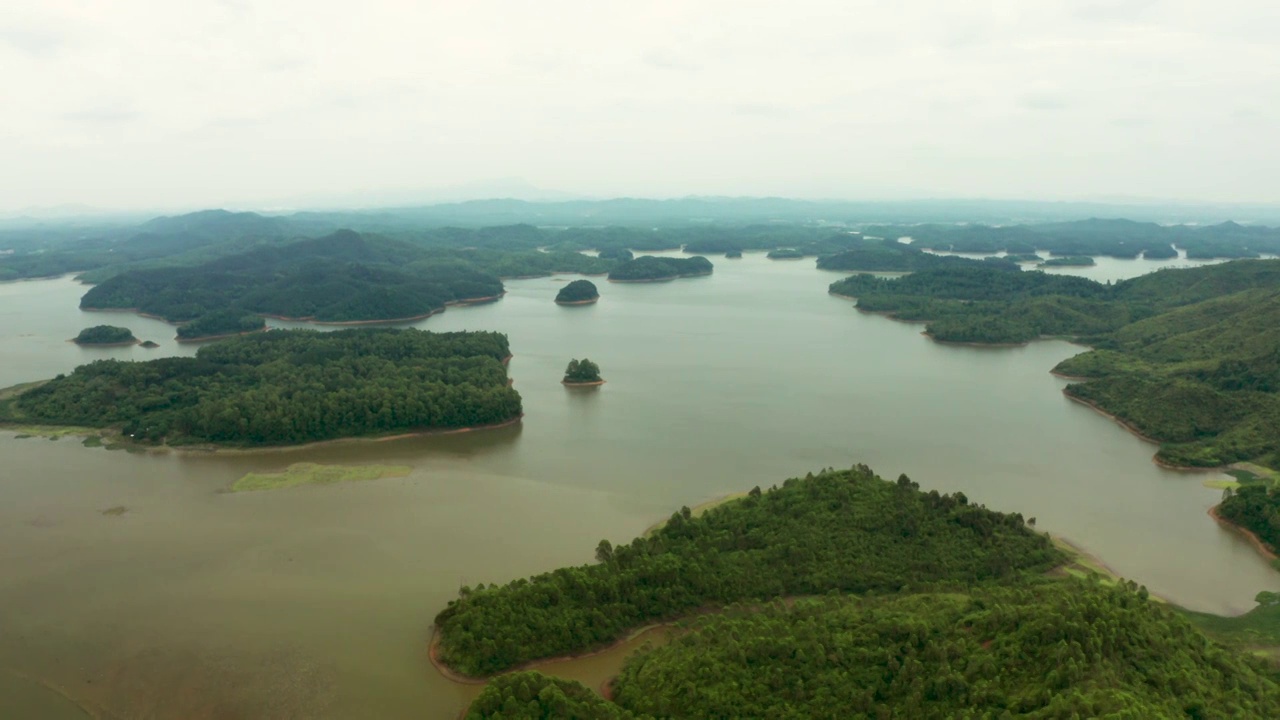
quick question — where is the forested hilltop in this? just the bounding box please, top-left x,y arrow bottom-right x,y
72,325 -> 136,345
433,467 -> 1062,676
830,260 -> 1280,468
449,467 -> 1280,719
79,230 -> 507,331
0,328 -> 520,446
608,256 -> 713,282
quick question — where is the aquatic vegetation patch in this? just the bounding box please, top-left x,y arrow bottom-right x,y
231,462 -> 413,492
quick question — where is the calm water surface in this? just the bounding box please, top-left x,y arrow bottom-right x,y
1,253 -> 1277,719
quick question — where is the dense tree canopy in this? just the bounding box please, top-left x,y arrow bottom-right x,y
467,580 -> 1280,719
433,467 -> 1061,676
817,239 -> 1020,273
1218,483 -> 1280,554
175,310 -> 265,340
2,328 -> 520,446
80,231 -> 507,327
608,256 -> 713,282
555,280 -> 600,304
563,359 -> 603,384
73,325 -> 136,344
1039,255 -> 1096,267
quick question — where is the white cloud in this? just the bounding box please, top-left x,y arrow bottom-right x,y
1,0 -> 1277,210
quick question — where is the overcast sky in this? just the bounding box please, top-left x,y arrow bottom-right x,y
2,0 -> 1278,211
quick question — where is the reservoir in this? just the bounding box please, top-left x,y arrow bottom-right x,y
1,252 -> 1276,718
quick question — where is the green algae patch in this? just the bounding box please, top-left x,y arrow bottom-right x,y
3,424 -> 99,440
231,463 -> 413,492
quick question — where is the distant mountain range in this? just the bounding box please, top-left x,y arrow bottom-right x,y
7,195 -> 1280,229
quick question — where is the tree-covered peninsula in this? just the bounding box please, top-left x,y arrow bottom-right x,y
1217,483 -> 1280,555
607,256 -> 713,282
72,325 -> 137,345
555,280 -> 600,305
433,466 -> 1061,677
1,328 -> 521,446
465,579 -> 1280,719
175,309 -> 266,341
831,260 -> 1280,468
452,467 -> 1280,719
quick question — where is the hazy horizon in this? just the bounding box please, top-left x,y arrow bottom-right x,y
5,1 -> 1279,212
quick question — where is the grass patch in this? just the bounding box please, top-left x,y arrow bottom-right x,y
1183,599 -> 1280,658
231,462 -> 413,492
82,435 -> 104,448
1205,478 -> 1243,490
1,424 -> 99,439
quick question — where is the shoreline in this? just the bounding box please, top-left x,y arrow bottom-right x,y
922,331 -> 1028,348
1060,391 -> 1166,446
1208,505 -> 1279,562
555,297 -> 600,306
0,414 -> 524,456
607,271 -> 712,283
69,338 -> 140,347
91,293 -> 508,332
427,622 -> 668,686
562,379 -> 606,386
1060,392 -> 1228,473
81,306 -> 173,323
159,414 -> 525,455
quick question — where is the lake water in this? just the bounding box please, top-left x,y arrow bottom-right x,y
2,253 -> 1277,719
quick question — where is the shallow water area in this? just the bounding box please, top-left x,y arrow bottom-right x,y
1,253 -> 1277,718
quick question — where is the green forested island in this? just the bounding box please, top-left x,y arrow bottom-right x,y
448,467 -> 1280,719
175,309 -> 266,340
1,328 -> 521,446
433,467 -> 1061,676
830,260 -> 1280,468
765,248 -> 805,259
555,280 -> 600,305
72,325 -> 137,345
80,230 -> 507,329
816,238 -> 1019,273
1039,255 -> 1096,267
563,358 -> 603,385
608,256 -> 713,282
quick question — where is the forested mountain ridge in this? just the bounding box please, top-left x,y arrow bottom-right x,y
433,466 -> 1062,676
1,328 -> 521,446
